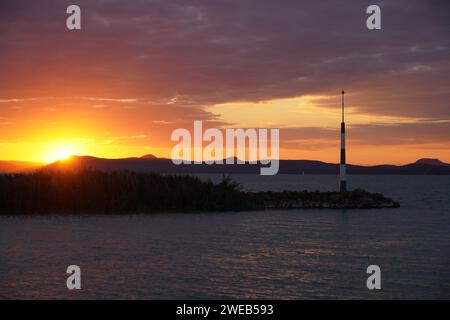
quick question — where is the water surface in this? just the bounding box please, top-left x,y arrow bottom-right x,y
1,175 -> 449,299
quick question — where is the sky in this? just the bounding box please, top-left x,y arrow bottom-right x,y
0,0 -> 449,164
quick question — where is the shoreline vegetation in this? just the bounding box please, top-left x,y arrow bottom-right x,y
0,171 -> 399,214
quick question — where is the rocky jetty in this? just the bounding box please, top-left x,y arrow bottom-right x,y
249,188 -> 400,209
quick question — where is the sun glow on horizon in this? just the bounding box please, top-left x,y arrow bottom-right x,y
46,148 -> 75,163
1,93 -> 449,165
38,140 -> 85,163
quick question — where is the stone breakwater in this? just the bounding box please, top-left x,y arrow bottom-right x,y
248,188 -> 400,209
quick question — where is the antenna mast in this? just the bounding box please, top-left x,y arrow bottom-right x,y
340,90 -> 347,193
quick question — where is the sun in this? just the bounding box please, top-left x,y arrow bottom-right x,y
47,148 -> 74,163
39,140 -> 86,163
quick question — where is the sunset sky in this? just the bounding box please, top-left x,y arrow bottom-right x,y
0,0 -> 449,165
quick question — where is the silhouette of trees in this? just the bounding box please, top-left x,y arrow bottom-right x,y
0,170 -> 254,214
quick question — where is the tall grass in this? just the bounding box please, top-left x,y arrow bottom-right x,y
0,171 -> 254,214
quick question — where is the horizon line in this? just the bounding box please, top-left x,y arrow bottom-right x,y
0,154 -> 447,167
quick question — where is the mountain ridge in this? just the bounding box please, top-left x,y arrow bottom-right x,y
1,156 -> 449,174
45,155 -> 450,175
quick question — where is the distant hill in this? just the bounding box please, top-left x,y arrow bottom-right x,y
414,158 -> 449,166
40,155 -> 450,175
1,156 -> 449,175
140,154 -> 158,159
0,161 -> 44,173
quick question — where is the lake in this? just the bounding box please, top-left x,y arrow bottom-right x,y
1,174 -> 449,299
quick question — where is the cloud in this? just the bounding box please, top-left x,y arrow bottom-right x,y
0,0 -> 449,162
152,120 -> 175,125
82,97 -> 138,103
0,98 -> 50,103
0,1 -> 448,115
